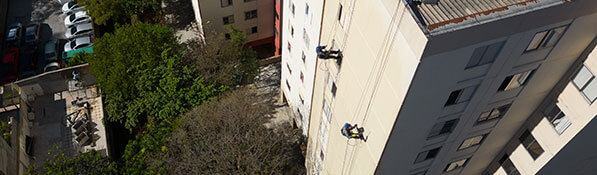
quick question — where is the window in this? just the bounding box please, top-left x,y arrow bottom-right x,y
299,94 -> 304,104
322,99 -> 331,125
519,130 -> 544,159
466,41 -> 505,69
221,0 -> 232,7
414,147 -> 440,163
458,134 -> 487,150
291,3 -> 295,15
428,119 -> 458,138
300,72 -> 304,83
498,69 -> 535,91
572,65 -> 597,103
245,10 -> 258,20
412,170 -> 427,175
526,25 -> 567,52
328,73 -> 337,98
444,158 -> 468,172
305,3 -> 312,24
320,122 -> 329,150
499,154 -> 521,175
243,0 -> 255,2
286,63 -> 292,74
286,80 -> 291,91
544,105 -> 572,134
290,26 -> 294,37
288,43 -> 292,52
320,150 -> 325,161
338,4 -> 343,22
301,52 -> 306,62
477,104 -> 511,123
224,33 -> 231,40
250,26 -> 258,34
303,29 -> 310,47
445,85 -> 477,106
222,15 -> 234,24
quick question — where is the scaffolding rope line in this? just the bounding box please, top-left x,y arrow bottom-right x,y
341,1 -> 405,174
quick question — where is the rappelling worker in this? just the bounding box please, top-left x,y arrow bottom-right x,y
316,45 -> 342,59
341,123 -> 366,141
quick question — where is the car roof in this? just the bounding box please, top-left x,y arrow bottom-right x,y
8,23 -> 21,28
75,11 -> 87,17
74,23 -> 93,30
75,36 -> 91,44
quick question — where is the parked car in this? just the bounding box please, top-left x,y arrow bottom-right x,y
62,1 -> 84,14
64,11 -> 91,27
44,62 -> 61,72
20,51 -> 37,79
65,23 -> 93,39
24,23 -> 41,45
64,36 -> 92,52
56,0 -> 73,5
44,37 -> 58,63
2,48 -> 20,85
5,23 -> 22,46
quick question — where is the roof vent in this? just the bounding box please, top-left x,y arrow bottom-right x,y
421,0 -> 439,4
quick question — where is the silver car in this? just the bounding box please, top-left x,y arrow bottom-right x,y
64,11 -> 91,27
62,1 -> 84,15
64,36 -> 92,52
65,23 -> 93,39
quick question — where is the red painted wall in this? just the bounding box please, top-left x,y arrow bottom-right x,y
274,0 -> 282,56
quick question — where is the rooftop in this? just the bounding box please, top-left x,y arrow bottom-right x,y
407,0 -> 569,34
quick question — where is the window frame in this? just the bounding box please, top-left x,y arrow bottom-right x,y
498,69 -> 536,92
524,25 -> 569,52
222,15 -> 234,25
544,105 -> 572,135
519,130 -> 544,160
572,65 -> 597,103
444,158 -> 469,172
465,41 -> 505,69
458,134 -> 488,150
414,147 -> 441,163
476,104 -> 511,124
445,85 -> 478,106
244,10 -> 258,20
220,0 -> 233,7
427,119 -> 459,139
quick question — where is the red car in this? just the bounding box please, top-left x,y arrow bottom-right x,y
2,47 -> 19,85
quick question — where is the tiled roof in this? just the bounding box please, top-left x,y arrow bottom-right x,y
411,0 -> 567,31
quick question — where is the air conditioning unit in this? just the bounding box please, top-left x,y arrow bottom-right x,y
421,0 -> 439,4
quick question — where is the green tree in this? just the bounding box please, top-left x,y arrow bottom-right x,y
86,23 -> 224,130
77,0 -> 162,25
183,26 -> 258,86
65,52 -> 89,67
42,148 -> 118,175
149,89 -> 305,174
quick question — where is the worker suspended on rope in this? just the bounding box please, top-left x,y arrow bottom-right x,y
316,45 -> 342,59
341,123 -> 366,141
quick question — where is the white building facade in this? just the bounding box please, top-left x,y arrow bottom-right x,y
280,0 -> 324,135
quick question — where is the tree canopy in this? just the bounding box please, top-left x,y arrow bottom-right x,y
42,149 -> 118,175
86,23 -> 224,130
148,89 -> 305,174
77,0 -> 162,25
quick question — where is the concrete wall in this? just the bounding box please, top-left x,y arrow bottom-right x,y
194,0 -> 274,43
306,0 -> 427,174
376,4 -> 597,175
280,0 -> 323,136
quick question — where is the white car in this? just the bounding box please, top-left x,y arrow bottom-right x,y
64,36 -> 92,52
64,11 -> 91,27
65,23 -> 93,39
62,1 -> 84,14
57,0 -> 73,5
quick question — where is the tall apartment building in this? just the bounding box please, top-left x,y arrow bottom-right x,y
304,0 -> 597,174
280,0 -> 324,134
191,0 -> 274,52
274,0 -> 282,56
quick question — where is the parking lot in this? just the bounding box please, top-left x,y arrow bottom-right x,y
2,0 -> 71,82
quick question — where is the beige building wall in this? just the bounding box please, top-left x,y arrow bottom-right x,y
192,0 -> 274,43
306,0 -> 427,174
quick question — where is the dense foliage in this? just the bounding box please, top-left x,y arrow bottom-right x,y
77,0 -> 162,25
149,89 -> 305,174
42,149 -> 118,175
86,23 -> 224,130
65,52 -> 89,67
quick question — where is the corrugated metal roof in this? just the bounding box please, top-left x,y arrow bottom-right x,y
412,0 -> 566,31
